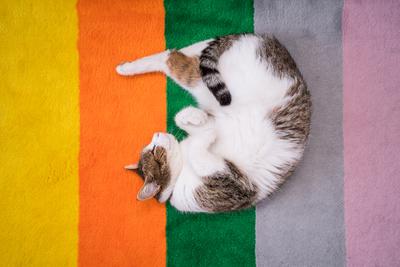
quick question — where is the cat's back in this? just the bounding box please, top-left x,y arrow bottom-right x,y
211,34 -> 311,198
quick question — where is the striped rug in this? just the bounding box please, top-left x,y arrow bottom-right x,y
1,1 -> 399,266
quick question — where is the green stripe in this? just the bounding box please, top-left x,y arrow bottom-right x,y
164,1 -> 255,266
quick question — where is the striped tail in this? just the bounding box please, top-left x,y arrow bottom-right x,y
199,35 -> 239,106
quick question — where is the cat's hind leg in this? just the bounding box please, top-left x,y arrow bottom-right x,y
116,50 -> 201,90
116,40 -> 212,88
116,51 -> 170,76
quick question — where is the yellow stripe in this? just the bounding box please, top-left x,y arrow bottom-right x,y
0,1 -> 79,266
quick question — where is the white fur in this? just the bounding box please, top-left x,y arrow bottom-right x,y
117,35 -> 303,212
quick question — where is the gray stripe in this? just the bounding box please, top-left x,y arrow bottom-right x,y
254,1 -> 345,266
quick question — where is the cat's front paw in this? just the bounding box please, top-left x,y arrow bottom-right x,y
175,107 -> 208,127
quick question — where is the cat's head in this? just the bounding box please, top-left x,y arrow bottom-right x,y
125,133 -> 182,203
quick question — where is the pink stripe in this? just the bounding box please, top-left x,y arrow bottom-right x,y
343,1 -> 400,266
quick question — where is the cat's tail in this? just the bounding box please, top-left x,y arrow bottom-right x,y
199,35 -> 238,106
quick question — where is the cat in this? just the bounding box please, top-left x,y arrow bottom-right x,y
116,34 -> 311,213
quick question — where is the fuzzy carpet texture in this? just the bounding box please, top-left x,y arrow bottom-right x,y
1,0 -> 399,266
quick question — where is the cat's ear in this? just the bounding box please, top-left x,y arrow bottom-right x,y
125,163 -> 138,170
137,181 -> 161,201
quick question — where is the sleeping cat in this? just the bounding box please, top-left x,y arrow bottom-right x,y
116,34 -> 311,212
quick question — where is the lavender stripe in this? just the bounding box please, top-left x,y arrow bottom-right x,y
343,1 -> 400,266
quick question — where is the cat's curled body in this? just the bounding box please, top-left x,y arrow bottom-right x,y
117,34 -> 311,213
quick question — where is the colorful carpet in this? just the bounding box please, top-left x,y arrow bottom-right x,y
1,0 -> 399,266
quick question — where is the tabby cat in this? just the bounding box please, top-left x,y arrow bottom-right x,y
116,34 -> 311,212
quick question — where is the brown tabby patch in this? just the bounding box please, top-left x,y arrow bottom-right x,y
258,35 -> 311,187
257,35 -> 301,79
270,79 -> 311,145
194,161 -> 258,212
257,35 -> 312,145
137,146 -> 171,200
166,50 -> 200,87
202,34 -> 239,58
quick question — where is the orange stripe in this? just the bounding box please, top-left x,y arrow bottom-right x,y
78,1 -> 166,266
